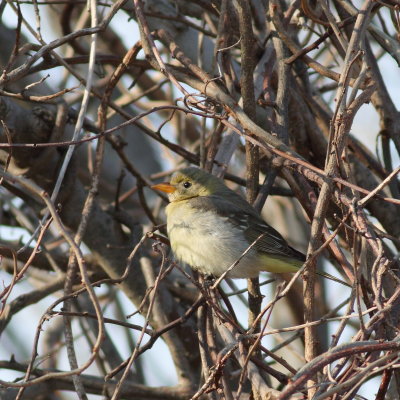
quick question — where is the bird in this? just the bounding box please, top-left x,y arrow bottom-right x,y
152,167 -> 348,285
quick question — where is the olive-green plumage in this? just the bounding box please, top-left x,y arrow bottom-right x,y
153,167 -> 348,285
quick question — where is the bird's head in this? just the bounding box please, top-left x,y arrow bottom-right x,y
152,167 -> 227,202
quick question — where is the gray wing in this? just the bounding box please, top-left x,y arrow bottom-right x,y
189,195 -> 306,262
240,213 -> 305,262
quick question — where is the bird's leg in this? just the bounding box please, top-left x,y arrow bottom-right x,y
203,274 -> 216,288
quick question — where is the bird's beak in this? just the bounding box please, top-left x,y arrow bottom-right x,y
151,182 -> 176,193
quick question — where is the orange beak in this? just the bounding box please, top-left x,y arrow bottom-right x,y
151,182 -> 176,194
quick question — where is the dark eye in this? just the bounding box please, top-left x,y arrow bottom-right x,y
183,181 -> 192,189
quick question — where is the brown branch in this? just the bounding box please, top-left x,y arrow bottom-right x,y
279,340 -> 400,399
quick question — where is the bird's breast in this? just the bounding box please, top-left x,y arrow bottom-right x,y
165,202 -> 261,278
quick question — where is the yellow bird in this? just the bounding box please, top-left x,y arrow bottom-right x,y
153,167 -> 348,285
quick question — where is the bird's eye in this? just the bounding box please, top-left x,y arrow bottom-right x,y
183,181 -> 192,189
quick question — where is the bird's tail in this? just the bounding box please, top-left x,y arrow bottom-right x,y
315,270 -> 351,287
259,255 -> 351,287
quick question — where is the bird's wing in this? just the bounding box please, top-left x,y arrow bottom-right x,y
237,212 -> 305,262
189,195 -> 306,262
